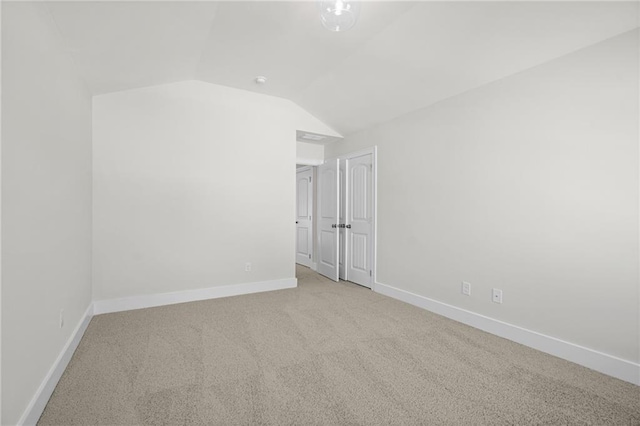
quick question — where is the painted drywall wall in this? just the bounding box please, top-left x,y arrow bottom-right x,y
327,30 -> 639,363
93,80 -> 332,301
1,3 -> 93,424
296,141 -> 324,165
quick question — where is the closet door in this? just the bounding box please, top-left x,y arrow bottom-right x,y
346,154 -> 373,287
339,160 -> 347,280
317,159 -> 340,281
295,168 -> 312,267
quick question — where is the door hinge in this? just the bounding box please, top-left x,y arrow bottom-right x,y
309,254 -> 311,259
309,176 -> 312,182
370,270 -> 372,277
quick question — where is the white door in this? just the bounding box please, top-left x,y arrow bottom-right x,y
317,159 -> 340,281
346,154 -> 373,287
296,168 -> 313,267
338,160 -> 347,280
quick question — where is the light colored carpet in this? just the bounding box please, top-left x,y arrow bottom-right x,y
40,266 -> 639,425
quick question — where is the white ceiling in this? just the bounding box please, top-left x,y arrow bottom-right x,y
45,1 -> 639,136
45,2 -> 219,95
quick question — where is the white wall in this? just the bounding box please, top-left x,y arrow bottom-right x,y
296,141 -> 324,165
327,30 -> 639,363
1,3 -> 93,425
93,80 -> 332,301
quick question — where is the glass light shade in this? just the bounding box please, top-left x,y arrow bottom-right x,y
319,0 -> 360,32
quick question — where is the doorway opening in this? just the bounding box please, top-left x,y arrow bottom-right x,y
296,147 -> 377,289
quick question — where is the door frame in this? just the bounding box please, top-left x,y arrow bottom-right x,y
325,146 -> 377,289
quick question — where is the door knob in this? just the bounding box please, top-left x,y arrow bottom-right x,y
296,221 -> 299,224
331,224 -> 336,228
346,224 -> 351,229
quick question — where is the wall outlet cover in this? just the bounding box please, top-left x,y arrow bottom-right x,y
492,288 -> 503,304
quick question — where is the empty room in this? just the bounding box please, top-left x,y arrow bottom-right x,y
1,0 -> 639,424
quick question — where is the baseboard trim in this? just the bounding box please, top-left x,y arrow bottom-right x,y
19,303 -> 94,426
375,281 -> 640,386
93,277 -> 298,315
311,262 -> 318,271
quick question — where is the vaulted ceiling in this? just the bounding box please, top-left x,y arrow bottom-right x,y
44,1 -> 639,136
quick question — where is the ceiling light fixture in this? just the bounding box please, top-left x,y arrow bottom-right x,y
255,76 -> 267,85
319,0 -> 360,32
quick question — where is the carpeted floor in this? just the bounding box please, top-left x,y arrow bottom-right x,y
39,266 -> 639,425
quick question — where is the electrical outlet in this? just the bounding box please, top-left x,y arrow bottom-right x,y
59,309 -> 64,328
492,288 -> 503,304
461,281 -> 471,296
245,262 -> 252,272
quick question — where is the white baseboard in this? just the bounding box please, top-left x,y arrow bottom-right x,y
311,262 -> 318,271
375,281 -> 640,386
19,304 -> 94,426
93,277 -> 298,315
